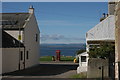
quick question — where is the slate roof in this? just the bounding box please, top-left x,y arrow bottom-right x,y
1,13 -> 29,30
86,15 -> 115,41
2,30 -> 24,48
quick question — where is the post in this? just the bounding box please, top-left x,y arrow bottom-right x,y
102,66 -> 104,80
99,66 -> 104,80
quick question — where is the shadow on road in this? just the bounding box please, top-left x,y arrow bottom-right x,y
3,63 -> 78,76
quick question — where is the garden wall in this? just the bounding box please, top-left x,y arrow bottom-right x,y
87,58 -> 108,78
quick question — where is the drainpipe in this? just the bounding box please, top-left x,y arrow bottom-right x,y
18,15 -> 21,70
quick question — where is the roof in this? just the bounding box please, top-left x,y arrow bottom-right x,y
78,52 -> 88,57
2,30 -> 24,48
86,15 -> 115,41
1,13 -> 30,30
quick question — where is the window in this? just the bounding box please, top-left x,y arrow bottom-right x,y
20,51 -> 23,60
35,34 -> 38,42
81,56 -> 86,62
26,51 -> 29,59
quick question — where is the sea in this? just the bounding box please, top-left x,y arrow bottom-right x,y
40,43 -> 86,56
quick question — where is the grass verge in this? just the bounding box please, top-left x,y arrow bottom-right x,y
70,72 -> 87,78
39,56 -> 75,61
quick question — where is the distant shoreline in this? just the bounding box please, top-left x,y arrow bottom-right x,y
40,44 -> 86,56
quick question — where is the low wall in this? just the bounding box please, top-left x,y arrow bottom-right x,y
87,58 -> 108,78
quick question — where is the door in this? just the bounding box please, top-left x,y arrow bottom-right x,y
20,50 -> 25,70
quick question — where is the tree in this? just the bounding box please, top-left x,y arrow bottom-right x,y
88,42 -> 115,59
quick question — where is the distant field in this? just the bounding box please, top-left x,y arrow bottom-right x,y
39,56 -> 75,61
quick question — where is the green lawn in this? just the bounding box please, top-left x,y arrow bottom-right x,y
39,56 -> 75,61
39,56 -> 53,61
60,56 -> 75,61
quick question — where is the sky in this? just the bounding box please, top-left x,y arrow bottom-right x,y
2,2 -> 108,44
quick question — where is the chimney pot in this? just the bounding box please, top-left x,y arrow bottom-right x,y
103,13 -> 106,18
29,5 -> 33,9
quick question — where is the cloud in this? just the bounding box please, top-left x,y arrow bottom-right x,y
40,34 -> 85,41
41,34 -> 65,41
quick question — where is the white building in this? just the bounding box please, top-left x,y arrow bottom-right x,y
86,15 -> 115,52
85,2 -> 116,78
77,52 -> 89,73
86,15 -> 115,78
1,6 -> 40,74
77,2 -> 116,74
77,15 -> 115,74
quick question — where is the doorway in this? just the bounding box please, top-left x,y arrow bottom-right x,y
20,50 -> 25,70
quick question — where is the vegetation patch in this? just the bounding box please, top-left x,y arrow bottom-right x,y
39,56 -> 53,61
89,42 -> 115,59
60,56 -> 75,61
69,72 -> 87,78
39,56 -> 75,61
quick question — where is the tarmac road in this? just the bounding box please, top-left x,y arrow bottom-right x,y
2,61 -> 80,80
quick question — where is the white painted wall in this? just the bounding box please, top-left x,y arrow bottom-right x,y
0,28 -> 2,75
78,52 -> 88,66
77,52 -> 89,73
0,48 -> 2,75
23,14 -> 40,68
86,15 -> 115,41
2,48 -> 24,73
5,31 -> 23,42
4,13 -> 40,69
3,12 -> 40,72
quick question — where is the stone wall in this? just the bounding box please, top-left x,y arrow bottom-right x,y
87,58 -> 108,78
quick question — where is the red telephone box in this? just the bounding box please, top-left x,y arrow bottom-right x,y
56,50 -> 61,61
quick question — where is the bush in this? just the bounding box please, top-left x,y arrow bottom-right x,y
89,42 -> 115,59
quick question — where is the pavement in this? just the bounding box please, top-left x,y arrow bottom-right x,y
2,61 -> 80,80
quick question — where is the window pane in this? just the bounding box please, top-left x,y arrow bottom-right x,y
20,51 -> 23,60
26,51 -> 29,59
36,34 -> 38,42
81,56 -> 86,62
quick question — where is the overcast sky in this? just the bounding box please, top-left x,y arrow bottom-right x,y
2,2 -> 108,44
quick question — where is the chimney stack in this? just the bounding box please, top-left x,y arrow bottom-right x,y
29,5 -> 34,14
108,1 -> 115,15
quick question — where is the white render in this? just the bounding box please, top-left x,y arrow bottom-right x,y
23,13 -> 40,68
77,52 -> 89,73
5,31 -> 24,42
86,15 -> 115,41
2,48 -> 24,73
1,7 -> 40,74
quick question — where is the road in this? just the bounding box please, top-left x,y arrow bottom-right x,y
2,61 -> 80,80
